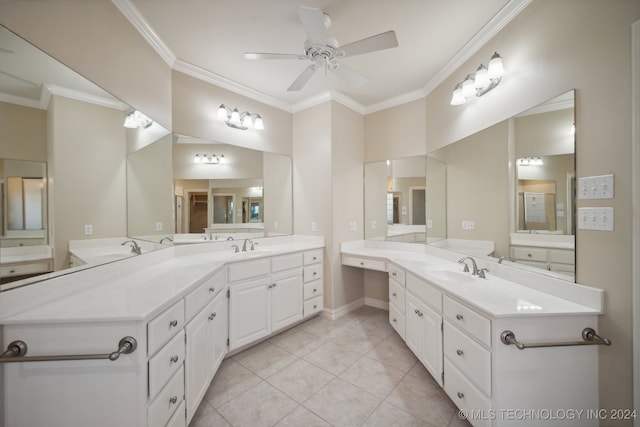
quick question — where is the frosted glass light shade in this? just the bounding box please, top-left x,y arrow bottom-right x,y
487,52 -> 505,79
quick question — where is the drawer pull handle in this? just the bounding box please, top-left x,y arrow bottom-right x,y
169,320 -> 178,328
313,256 -> 317,261
456,349 -> 464,356
9,269 -> 16,274
313,305 -> 317,309
392,318 -> 397,323
527,253 -> 533,258
209,287 -> 215,293
456,314 -> 464,321
313,288 -> 317,292
209,312 -> 217,320
392,272 -> 397,277
415,310 -> 423,317
169,396 -> 178,405
313,272 -> 317,276
360,262 -> 365,266
457,392 -> 464,399
170,355 -> 179,364
392,292 -> 397,297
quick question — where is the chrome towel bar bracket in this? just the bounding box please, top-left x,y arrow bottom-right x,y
500,328 -> 611,350
0,336 -> 137,363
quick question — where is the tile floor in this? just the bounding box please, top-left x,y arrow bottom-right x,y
189,306 -> 472,427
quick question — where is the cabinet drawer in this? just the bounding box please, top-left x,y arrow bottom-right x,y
303,264 -> 322,283
166,400 -> 186,427
227,258 -> 270,282
1,261 -> 51,277
443,296 -> 491,347
185,269 -> 225,321
511,246 -> 547,262
272,253 -> 303,273
303,281 -> 322,300
547,249 -> 575,264
149,330 -> 185,399
148,365 -> 184,427
389,304 -> 405,340
341,255 -> 386,271
148,299 -> 185,356
304,249 -> 323,265
443,359 -> 491,427
389,279 -> 405,313
406,273 -> 442,312
444,322 -> 491,395
304,295 -> 323,317
388,264 -> 405,285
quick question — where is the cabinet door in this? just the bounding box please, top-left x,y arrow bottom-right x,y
209,289 -> 228,376
185,303 -> 212,423
405,292 -> 443,386
271,269 -> 303,332
229,277 -> 271,350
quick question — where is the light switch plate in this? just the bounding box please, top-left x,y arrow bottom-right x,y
578,207 -> 614,231
578,174 -> 614,199
155,222 -> 163,231
84,224 -> 93,235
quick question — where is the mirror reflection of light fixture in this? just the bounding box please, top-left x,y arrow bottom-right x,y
217,104 -> 264,130
123,110 -> 153,129
517,156 -> 544,166
194,153 -> 224,164
450,52 -> 505,106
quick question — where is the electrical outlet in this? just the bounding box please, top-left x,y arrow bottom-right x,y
371,220 -> 377,229
84,224 -> 93,236
578,174 -> 614,199
578,207 -> 614,231
427,220 -> 433,229
155,222 -> 163,231
311,222 -> 317,232
462,221 -> 469,230
273,220 -> 279,230
349,221 -> 357,231
468,220 -> 475,230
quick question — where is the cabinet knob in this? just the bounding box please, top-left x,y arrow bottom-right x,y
209,312 -> 217,320
392,318 -> 397,323
170,355 -> 179,364
456,314 -> 464,321
209,287 -> 215,293
313,272 -> 317,276
527,253 -> 533,258
9,269 -> 16,274
313,305 -> 317,309
392,292 -> 397,297
169,320 -> 178,328
313,256 -> 317,261
169,396 -> 178,405
360,262 -> 364,266
313,288 -> 317,293
456,349 -> 464,356
457,392 -> 464,399
392,272 -> 397,277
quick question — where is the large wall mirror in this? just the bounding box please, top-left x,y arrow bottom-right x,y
364,90 -> 575,281
171,134 -> 293,242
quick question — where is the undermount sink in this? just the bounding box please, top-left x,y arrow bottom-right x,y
422,267 -> 477,284
233,250 -> 273,258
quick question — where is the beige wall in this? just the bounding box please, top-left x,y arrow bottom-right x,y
171,71 -> 292,157
263,152 -> 293,236
48,96 -> 127,270
0,102 -> 46,161
0,1 -> 172,129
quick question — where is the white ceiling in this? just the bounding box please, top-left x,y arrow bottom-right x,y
119,0 -> 528,113
0,1 -> 531,114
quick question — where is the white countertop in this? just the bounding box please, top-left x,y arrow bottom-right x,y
0,245 -> 53,264
0,236 -> 324,325
341,240 -> 602,319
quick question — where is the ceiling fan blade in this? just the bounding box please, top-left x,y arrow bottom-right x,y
287,64 -> 318,92
336,30 -> 398,58
330,62 -> 368,88
297,6 -> 329,44
244,52 -> 307,60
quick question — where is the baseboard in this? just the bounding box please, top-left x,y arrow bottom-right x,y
364,297 -> 389,311
320,297 -> 365,320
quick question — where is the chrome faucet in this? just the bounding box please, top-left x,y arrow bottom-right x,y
226,236 -> 234,241
498,256 -> 515,264
458,257 -> 479,276
241,238 -> 254,252
159,237 -> 173,244
121,240 -> 142,255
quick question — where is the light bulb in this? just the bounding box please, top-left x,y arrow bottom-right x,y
242,114 -> 253,128
450,84 -> 466,106
230,108 -> 240,124
461,75 -> 475,98
474,64 -> 490,90
217,104 -> 227,119
487,52 -> 505,79
254,115 -> 264,130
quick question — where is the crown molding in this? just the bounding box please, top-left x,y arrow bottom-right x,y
0,92 -> 45,110
364,89 -> 427,114
111,0 -> 176,67
422,0 -> 533,97
173,59 -> 292,113
47,85 -> 129,110
292,90 -> 366,115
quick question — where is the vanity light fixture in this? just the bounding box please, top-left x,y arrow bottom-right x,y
450,52 -> 505,106
517,156 -> 543,166
194,153 -> 224,164
217,104 -> 264,130
123,110 -> 153,129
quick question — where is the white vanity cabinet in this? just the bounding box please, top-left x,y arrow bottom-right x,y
388,263 -> 406,339
404,272 -> 443,386
303,249 -> 323,317
510,245 -> 575,276
228,253 -> 305,351
184,269 -> 228,423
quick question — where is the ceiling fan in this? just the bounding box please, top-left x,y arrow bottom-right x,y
244,6 -> 398,92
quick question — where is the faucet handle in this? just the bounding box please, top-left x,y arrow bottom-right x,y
458,259 -> 470,272
478,268 -> 489,279
231,244 -> 240,253
251,241 -> 258,251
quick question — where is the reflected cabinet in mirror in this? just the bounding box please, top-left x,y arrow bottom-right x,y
171,135 -> 293,243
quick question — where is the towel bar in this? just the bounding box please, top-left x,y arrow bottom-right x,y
0,336 -> 137,363
500,328 -> 611,350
